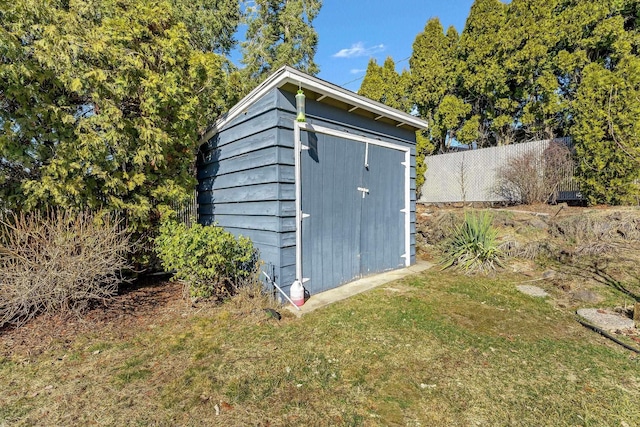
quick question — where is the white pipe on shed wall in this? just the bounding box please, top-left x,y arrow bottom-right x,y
293,121 -> 303,283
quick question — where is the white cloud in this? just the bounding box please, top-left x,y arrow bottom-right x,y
350,68 -> 366,74
332,42 -> 385,58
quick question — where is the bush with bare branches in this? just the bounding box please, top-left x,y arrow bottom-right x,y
0,210 -> 132,327
543,142 -> 574,204
495,141 -> 573,204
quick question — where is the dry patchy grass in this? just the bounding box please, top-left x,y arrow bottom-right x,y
1,270 -> 639,426
418,205 -> 640,307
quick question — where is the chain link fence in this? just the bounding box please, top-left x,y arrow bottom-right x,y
418,138 -> 580,203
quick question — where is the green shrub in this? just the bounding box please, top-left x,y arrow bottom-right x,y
155,220 -> 258,299
441,211 -> 503,274
0,210 -> 131,327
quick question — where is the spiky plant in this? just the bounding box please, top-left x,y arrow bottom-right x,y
441,211 -> 503,274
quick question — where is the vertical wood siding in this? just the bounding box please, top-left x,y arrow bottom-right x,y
277,90 -> 418,266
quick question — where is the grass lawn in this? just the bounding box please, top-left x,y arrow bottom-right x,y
1,270 -> 639,426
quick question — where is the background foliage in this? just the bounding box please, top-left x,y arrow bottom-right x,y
360,0 -> 640,205
0,0 -> 322,237
240,0 -> 321,85
0,0 -> 242,234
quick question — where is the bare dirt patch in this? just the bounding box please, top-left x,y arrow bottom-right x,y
0,277 -> 190,360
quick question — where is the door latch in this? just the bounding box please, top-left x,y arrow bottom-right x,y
357,187 -> 369,198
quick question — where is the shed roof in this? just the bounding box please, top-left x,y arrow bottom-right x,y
203,66 -> 428,141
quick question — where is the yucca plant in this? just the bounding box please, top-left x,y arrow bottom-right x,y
441,211 -> 503,274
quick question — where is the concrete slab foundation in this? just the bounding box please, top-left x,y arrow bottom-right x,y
286,260 -> 434,317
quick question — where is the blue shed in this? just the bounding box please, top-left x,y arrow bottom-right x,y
197,66 -> 427,298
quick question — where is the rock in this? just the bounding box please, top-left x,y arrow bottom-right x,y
516,285 -> 549,298
577,308 -> 635,331
570,289 -> 602,304
263,308 -> 281,321
529,218 -> 549,230
542,270 -> 556,279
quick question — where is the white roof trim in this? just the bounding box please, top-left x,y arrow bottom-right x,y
202,66 -> 427,142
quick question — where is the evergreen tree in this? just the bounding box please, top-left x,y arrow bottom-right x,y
171,0 -> 241,54
404,0 -> 640,204
241,0 -> 321,85
410,18 -> 455,119
555,0 -> 640,204
410,18 -> 470,152
458,0 -> 513,146
573,56 -> 640,205
381,57 -> 411,112
359,57 -> 411,113
358,59 -> 385,103
414,131 -> 434,198
501,0 -> 563,140
550,0 -> 638,129
0,0 -> 238,231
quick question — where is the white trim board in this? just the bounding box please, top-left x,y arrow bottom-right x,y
293,122 -> 411,286
203,66 -> 427,142
298,122 -> 411,153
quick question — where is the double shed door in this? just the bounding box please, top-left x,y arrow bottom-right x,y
300,129 -> 406,294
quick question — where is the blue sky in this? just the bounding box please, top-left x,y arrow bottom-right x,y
314,0 -> 476,91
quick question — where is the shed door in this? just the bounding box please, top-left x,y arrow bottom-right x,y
360,143 -> 405,276
300,131 -> 405,294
